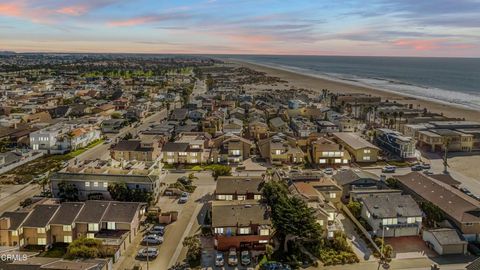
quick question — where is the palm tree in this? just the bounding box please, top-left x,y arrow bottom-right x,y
398,111 -> 404,130
392,112 -> 398,130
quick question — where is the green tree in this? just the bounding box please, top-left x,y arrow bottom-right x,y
420,201 -> 445,226
66,238 -> 104,259
385,178 -> 399,189
111,112 -> 122,119
107,182 -> 154,204
210,165 -> 232,180
183,235 -> 201,266
57,181 -> 79,202
122,132 -> 133,140
347,201 -> 362,218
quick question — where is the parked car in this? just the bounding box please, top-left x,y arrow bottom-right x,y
215,252 -> 225,267
423,170 -> 434,175
142,234 -> 163,245
241,250 -> 251,265
421,163 -> 431,169
382,166 -> 396,173
137,247 -> 159,259
150,225 -> 165,236
179,192 -> 189,204
104,138 -> 112,144
228,248 -> 238,266
411,164 -> 423,171
261,262 -> 292,270
323,168 -> 334,175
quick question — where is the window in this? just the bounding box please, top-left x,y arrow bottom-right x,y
167,152 -> 174,156
319,159 -> 326,164
93,182 -> 98,187
63,225 -> 72,232
167,159 -> 174,163
329,193 -> 337,199
318,220 -> 324,226
190,152 -> 197,157
363,156 -> 371,161
328,213 -> 335,221
217,195 -> 226,200
103,182 -> 108,188
364,149 -> 371,153
274,150 -> 282,155
328,231 -> 334,238
64,235 -> 72,243
225,195 -> 233,200
214,227 -> 224,234
343,159 -> 349,164
366,210 -> 371,219
179,152 -> 187,156
382,218 -> 398,225
259,240 -> 269,244
191,159 -> 198,163
107,222 -> 116,230
238,227 -> 251,235
85,182 -> 90,187
254,194 -> 262,200
334,158 -> 342,164
11,230 -> 18,236
37,238 -> 47,245
88,223 -> 99,232
237,195 -> 246,200
415,217 -> 422,222
37,228 -> 46,234
231,150 -> 240,156
259,229 -> 270,236
86,233 -> 95,239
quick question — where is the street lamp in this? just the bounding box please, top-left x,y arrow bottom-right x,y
377,226 -> 390,270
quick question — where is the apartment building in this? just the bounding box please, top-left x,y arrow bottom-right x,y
310,137 -> 351,166
333,132 -> 380,163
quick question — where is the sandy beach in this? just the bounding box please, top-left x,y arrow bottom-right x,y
230,60 -> 480,121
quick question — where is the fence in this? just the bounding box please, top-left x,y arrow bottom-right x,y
0,152 -> 44,175
341,203 -> 382,254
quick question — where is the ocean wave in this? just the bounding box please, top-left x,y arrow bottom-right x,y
234,58 -> 480,112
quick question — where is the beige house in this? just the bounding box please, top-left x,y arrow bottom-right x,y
161,132 -> 210,164
210,133 -> 253,164
418,129 -> 473,152
248,121 -> 269,140
258,134 -> 304,165
0,211 -> 30,246
333,132 -> 379,163
110,139 -> 161,161
310,137 -> 351,166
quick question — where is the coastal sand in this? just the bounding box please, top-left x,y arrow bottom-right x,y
230,60 -> 480,121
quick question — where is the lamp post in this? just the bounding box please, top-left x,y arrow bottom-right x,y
377,226 -> 390,270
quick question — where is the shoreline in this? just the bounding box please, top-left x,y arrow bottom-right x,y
227,59 -> 480,121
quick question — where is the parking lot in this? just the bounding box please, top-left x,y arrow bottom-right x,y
114,171 -> 216,270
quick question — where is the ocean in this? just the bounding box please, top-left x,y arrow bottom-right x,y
224,55 -> 480,111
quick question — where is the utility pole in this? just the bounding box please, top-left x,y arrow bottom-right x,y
443,137 -> 451,174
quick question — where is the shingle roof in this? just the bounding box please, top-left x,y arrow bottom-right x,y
212,200 -> 271,227
333,169 -> 379,186
0,211 -> 30,230
161,142 -> 189,152
102,202 -> 142,223
51,172 -> 157,184
216,176 -> 263,195
396,172 -> 480,223
49,202 -> 85,225
425,228 -> 466,246
111,140 -> 141,151
333,132 -> 380,150
22,205 -> 60,228
75,201 -> 110,223
361,193 -> 422,219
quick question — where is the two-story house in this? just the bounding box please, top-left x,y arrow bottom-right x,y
310,137 -> 351,167
110,139 -> 161,162
215,176 -> 264,201
258,135 -> 304,165
210,134 -> 253,164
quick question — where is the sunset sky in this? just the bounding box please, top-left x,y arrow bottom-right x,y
1,0 -> 479,57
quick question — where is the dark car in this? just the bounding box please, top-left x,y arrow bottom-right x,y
149,225 -> 165,236
411,164 -> 423,171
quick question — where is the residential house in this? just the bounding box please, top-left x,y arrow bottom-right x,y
269,117 -> 291,134
50,161 -> 163,201
359,193 -> 422,237
170,108 -> 188,121
375,128 -> 416,159
248,120 -> 269,140
215,176 -> 263,201
333,132 -> 380,163
310,137 -> 351,166
258,134 -> 304,165
161,132 -> 210,164
21,204 -> 60,247
211,200 -> 272,251
49,202 -> 84,244
210,133 -> 253,164
101,119 -> 126,133
290,117 -> 317,137
333,169 -> 382,201
395,172 -> 480,241
68,127 -> 101,150
0,211 -> 30,246
110,139 -> 161,162
223,118 -> 243,136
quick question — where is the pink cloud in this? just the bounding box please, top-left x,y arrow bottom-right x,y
0,2 -> 23,17
392,39 -> 442,50
56,5 -> 88,16
107,16 -> 154,27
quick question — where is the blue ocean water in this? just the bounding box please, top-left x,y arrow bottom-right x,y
224,55 -> 480,111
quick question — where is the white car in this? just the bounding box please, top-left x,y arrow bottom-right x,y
228,248 -> 238,266
323,168 -> 334,175
179,192 -> 189,203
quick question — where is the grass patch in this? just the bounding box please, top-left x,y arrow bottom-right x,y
40,244 -> 68,258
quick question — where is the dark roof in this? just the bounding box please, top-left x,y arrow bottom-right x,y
430,174 -> 461,187
211,200 -> 271,227
361,193 -> 422,219
216,176 -> 263,195
22,205 -> 60,228
161,142 -> 189,152
111,140 -> 152,152
49,202 -> 85,225
467,257 -> 480,270
0,211 -> 30,230
51,172 -> 157,184
333,169 -> 379,186
75,201 -> 110,223
102,202 -> 142,223
425,228 -> 466,246
396,172 -> 480,224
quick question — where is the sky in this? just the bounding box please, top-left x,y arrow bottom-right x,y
0,0 -> 479,57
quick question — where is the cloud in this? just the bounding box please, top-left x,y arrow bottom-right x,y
56,5 -> 88,16
392,38 -> 476,51
107,12 -> 192,27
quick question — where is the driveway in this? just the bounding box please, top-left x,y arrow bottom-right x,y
385,236 -> 437,259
